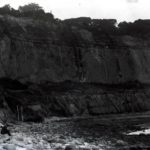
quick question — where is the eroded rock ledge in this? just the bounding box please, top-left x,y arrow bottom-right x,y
0,79 -> 149,121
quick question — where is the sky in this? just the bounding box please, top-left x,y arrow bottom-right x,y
0,0 -> 149,22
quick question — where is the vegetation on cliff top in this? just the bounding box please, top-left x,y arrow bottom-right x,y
0,3 -> 150,37
0,3 -> 54,22
0,3 -> 149,42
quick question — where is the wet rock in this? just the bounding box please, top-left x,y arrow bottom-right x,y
3,144 -> 16,150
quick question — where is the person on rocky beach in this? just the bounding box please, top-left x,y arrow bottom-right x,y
1,125 -> 11,136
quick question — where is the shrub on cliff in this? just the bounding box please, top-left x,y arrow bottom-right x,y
0,4 -> 14,15
18,3 -> 43,13
18,3 -> 54,21
0,3 -> 54,22
118,20 -> 150,38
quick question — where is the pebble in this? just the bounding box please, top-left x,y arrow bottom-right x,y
0,121 -> 109,150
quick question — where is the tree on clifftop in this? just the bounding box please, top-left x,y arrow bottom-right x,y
18,3 -> 54,21
18,3 -> 44,13
0,4 -> 12,14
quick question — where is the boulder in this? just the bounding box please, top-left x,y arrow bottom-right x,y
3,144 -> 16,150
65,144 -> 77,150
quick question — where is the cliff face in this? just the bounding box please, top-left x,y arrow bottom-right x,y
0,16 -> 150,119
0,16 -> 150,84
